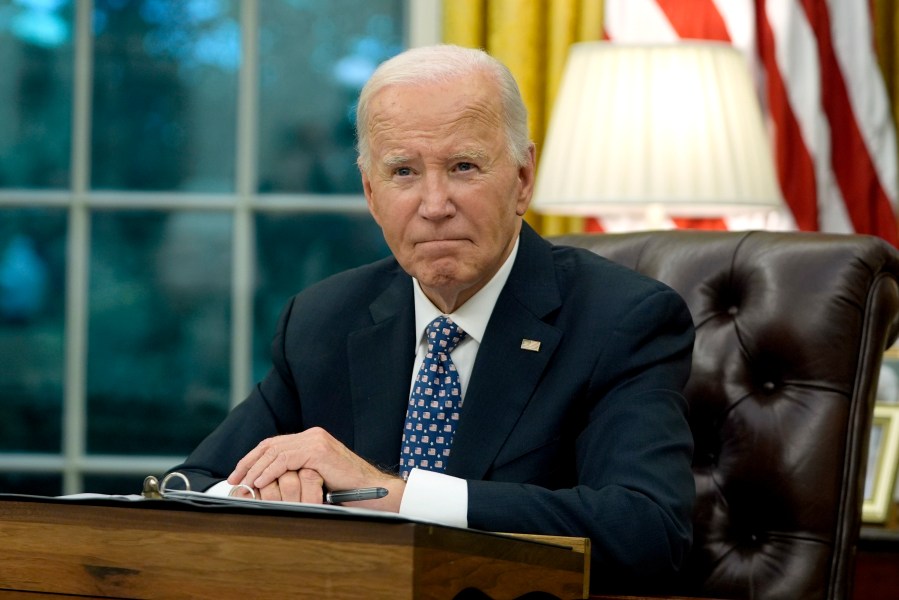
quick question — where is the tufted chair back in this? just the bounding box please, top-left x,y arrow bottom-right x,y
550,230 -> 899,600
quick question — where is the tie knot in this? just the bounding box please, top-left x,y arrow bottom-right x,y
426,316 -> 466,354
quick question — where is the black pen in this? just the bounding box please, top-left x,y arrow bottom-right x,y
325,487 -> 389,504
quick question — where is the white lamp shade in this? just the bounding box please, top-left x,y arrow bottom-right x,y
532,41 -> 783,219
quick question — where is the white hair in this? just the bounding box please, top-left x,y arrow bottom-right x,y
355,44 -> 530,172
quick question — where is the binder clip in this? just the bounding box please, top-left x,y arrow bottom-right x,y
141,472 -> 191,499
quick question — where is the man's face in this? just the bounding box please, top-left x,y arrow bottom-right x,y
361,72 -> 535,313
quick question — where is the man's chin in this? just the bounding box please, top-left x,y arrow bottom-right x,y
417,268 -> 464,290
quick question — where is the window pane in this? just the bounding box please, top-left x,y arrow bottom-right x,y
87,211 -> 231,455
0,472 -> 61,495
0,0 -> 74,188
258,0 -> 403,193
84,473 -> 146,495
253,211 -> 389,381
0,208 -> 67,452
91,0 -> 239,191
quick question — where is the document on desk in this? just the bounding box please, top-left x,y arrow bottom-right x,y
53,490 -> 433,524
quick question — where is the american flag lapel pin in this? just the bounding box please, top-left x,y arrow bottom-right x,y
520,339 -> 541,352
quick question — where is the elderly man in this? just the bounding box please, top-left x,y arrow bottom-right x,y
171,44 -> 695,593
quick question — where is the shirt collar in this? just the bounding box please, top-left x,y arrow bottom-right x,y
412,234 -> 520,346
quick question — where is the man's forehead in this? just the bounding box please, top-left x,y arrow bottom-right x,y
369,74 -> 500,120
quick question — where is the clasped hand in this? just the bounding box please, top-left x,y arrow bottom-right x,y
226,427 -> 404,511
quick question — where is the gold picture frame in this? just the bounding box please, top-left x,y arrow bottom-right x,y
862,404 -> 899,524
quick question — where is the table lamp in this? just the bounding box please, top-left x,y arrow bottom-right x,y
532,41 -> 784,230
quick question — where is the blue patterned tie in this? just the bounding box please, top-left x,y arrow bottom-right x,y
399,316 -> 467,479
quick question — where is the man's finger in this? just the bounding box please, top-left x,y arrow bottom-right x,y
227,442 -> 267,484
233,437 -> 293,486
229,485 -> 257,499
248,446 -> 299,489
298,468 -> 324,504
277,471 -> 302,503
257,479 -> 282,501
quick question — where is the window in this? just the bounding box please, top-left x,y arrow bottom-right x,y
0,0 -> 438,496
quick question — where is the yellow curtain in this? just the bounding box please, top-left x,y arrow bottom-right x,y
874,0 -> 899,141
872,1 -> 899,234
443,0 -> 605,236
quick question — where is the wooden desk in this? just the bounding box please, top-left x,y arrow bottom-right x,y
0,497 -> 588,599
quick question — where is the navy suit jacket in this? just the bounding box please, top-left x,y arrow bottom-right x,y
173,223 -> 695,592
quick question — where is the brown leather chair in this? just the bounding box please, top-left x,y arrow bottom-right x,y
550,230 -> 899,600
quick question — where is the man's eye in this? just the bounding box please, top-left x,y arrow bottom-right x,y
456,162 -> 476,172
394,167 -> 413,177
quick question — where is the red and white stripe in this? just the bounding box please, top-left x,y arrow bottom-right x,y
603,0 -> 898,244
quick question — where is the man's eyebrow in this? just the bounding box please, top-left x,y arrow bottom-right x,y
449,149 -> 489,162
382,154 -> 411,167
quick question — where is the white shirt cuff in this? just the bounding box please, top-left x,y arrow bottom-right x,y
204,480 -> 233,496
398,468 -> 468,528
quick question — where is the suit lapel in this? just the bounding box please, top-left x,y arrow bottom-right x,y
347,271 -> 416,471
447,225 -> 564,480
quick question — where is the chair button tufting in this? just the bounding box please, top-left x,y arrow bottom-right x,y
727,306 -> 739,316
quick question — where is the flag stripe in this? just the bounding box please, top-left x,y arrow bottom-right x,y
767,0 -> 851,234
799,0 -> 898,242
757,0 -> 819,231
656,0 -> 730,41
712,0 -> 757,62
828,0 -> 898,203
603,0 -> 678,42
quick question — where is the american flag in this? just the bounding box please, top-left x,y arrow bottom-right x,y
603,0 -> 899,245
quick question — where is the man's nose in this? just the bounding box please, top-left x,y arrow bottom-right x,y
418,173 -> 455,219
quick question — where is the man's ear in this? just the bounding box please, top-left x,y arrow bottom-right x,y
360,168 -> 381,226
516,143 -> 537,216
